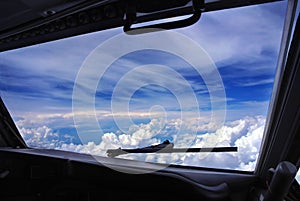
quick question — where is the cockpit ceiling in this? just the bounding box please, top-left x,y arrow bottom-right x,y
0,0 -> 282,52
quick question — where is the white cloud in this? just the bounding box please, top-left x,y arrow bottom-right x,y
16,115 -> 267,171
239,78 -> 274,87
19,125 -> 60,149
296,170 -> 300,184
179,2 -> 286,68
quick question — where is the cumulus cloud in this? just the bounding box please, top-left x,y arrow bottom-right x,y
18,124 -> 60,149
296,171 -> 300,184
16,115 -> 266,171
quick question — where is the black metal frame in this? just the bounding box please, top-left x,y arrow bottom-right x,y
0,0 -> 283,52
256,0 -> 300,178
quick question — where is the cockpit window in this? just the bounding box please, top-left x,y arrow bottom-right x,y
0,1 -> 287,171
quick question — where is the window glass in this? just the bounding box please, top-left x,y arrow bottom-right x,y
0,1 -> 287,171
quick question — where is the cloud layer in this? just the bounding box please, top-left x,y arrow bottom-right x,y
17,115 -> 266,171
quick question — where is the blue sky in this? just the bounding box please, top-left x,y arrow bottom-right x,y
0,1 -> 288,170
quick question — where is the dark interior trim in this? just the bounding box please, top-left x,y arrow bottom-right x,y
256,9 -> 300,178
0,147 -> 257,201
0,0 -> 282,52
